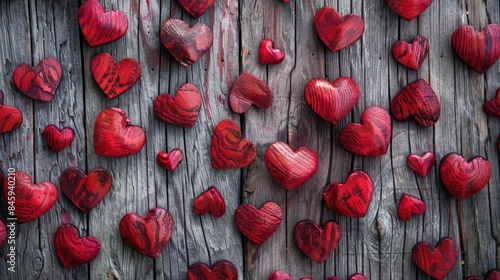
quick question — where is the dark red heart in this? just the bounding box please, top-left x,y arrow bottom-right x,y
268,271 -> 292,280
407,151 -> 436,176
384,0 -> 433,21
0,219 -> 6,248
314,6 -> 364,52
412,237 -> 459,280
153,83 -> 201,128
42,125 -> 75,153
211,119 -> 256,169
157,149 -> 183,171
119,207 -> 173,259
54,224 -> 100,267
177,0 -> 214,18
234,201 -> 282,245
483,88 -> 500,117
323,170 -> 373,218
467,269 -> 500,280
397,194 -> 426,221
187,260 -> 238,280
258,39 -> 285,65
12,57 -> 62,102
0,90 -> 23,134
328,275 -> 367,280
78,0 -> 128,47
193,186 -> 225,218
229,72 -> 273,113
294,220 -> 341,263
391,36 -> 429,70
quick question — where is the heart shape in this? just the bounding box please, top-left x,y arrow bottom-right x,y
314,6 -> 364,52
59,167 -> 112,213
384,0 -> 433,21
54,224 -> 100,267
234,201 -> 282,245
153,83 -> 201,128
177,0 -> 215,18
304,77 -> 360,125
0,219 -> 6,248
323,170 -> 374,218
467,270 -> 500,280
268,271 -> 292,280
211,119 -> 256,169
407,151 -> 436,176
193,186 -> 226,218
391,36 -> 429,70
412,237 -> 459,280
94,108 -> 146,157
78,0 -> 128,47
294,220 -> 341,263
157,149 -> 183,171
439,153 -> 491,201
483,88 -> 500,117
327,275 -> 367,280
397,194 -> 426,221
229,72 -> 273,113
187,260 -> 238,280
258,39 -> 285,65
12,57 -> 62,102
42,125 -> 75,153
160,18 -> 213,67
0,90 -> 23,134
119,207 -> 173,259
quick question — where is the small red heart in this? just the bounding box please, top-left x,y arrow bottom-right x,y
42,125 -> 75,153
153,83 -> 202,128
0,90 -> 23,134
54,224 -> 100,267
467,278 -> 482,280
467,269 -> 500,280
391,36 -> 429,70
234,201 -> 282,245
177,0 -> 214,18
211,119 -> 256,169
268,271 -> 292,280
314,6 -> 364,52
328,275 -> 367,280
407,151 -> 436,176
483,88 -> 500,117
397,194 -> 426,221
12,58 -> 62,102
0,219 -> 6,248
157,149 -> 183,171
384,0 -> 433,21
258,39 -> 285,65
229,72 -> 273,114
187,260 -> 238,280
339,106 -> 391,157
78,0 -> 128,47
119,207 -> 173,259
323,170 -> 374,218
193,186 -> 226,218
294,220 -> 341,263
412,237 -> 459,280
94,108 -> 146,157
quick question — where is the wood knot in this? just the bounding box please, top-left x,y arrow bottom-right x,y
371,218 -> 386,240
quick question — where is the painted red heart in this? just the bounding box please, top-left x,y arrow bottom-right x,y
12,57 -> 62,102
54,224 -> 100,267
268,271 -> 292,280
119,207 -> 173,259
397,194 -> 425,221
193,186 -> 226,218
59,167 -> 112,213
294,220 -> 341,263
384,0 -> 433,21
440,153 -> 491,201
483,88 -> 500,117
211,119 -> 256,169
304,77 -> 360,125
234,201 -> 282,245
0,219 -> 6,248
412,237 -> 459,280
328,275 -> 367,280
323,170 -> 373,218
78,0 -> 128,47
339,106 -> 391,157
177,0 -> 214,18
94,108 -> 146,157
42,125 -> 75,153
0,90 -> 23,134
407,151 -> 436,176
187,260 -> 238,280
467,269 -> 500,280
314,6 -> 364,52
392,36 -> 429,70
452,24 -> 500,73
258,39 -> 285,65
229,72 -> 273,113
160,18 -> 213,67
157,149 -> 183,171
153,83 -> 201,128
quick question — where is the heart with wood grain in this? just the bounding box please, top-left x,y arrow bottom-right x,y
397,194 -> 426,221
0,219 -> 6,248
466,269 -> 500,280
54,224 -> 100,267
177,0 -> 214,18
392,36 -> 429,70
187,260 -> 238,280
407,151 -> 436,177
268,271 -> 292,280
384,0 -> 433,21
314,6 -> 364,52
294,220 -> 341,263
229,72 -> 273,113
412,237 -> 459,280
439,153 -> 491,201
153,83 -> 201,128
304,77 -> 360,125
157,149 -> 183,171
483,88 -> 500,117
119,207 -> 173,259
78,0 -> 128,47
258,39 -> 285,65
193,186 -> 226,218
327,275 -> 367,280
59,167 -> 112,213
211,119 -> 256,169
0,90 -> 23,134
234,201 -> 282,245
93,108 -> 146,157
42,125 -> 75,153
12,57 -> 62,102
323,170 -> 373,218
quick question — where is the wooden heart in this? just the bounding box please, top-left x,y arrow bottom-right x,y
42,125 -> 75,153
211,119 -> 256,169
412,237 -> 459,280
294,220 -> 341,263
392,36 -> 429,70
157,149 -> 183,171
193,186 -> 226,218
229,72 -> 273,113
54,224 -> 100,267
0,219 -> 6,248
12,57 -> 62,102
187,260 -> 238,280
384,0 -> 433,21
258,39 -> 285,65
234,202 -> 282,245
0,90 -> 23,134
397,194 -> 425,221
407,151 -> 436,176
391,79 -> 440,126
483,88 -> 500,117
177,0 -> 215,18
268,271 -> 292,280
486,270 -> 500,280
314,6 -> 364,52
153,83 -> 202,128
328,275 -> 367,280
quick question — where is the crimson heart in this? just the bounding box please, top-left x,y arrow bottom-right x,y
483,88 -> 500,117
0,219 -> 6,248
412,237 -> 459,280
327,275 -> 366,280
94,108 -> 146,157
397,194 -> 425,221
294,220 -> 341,263
467,269 -> 500,280
314,6 -> 364,52
193,186 -> 226,218
439,153 -> 491,201
119,207 -> 173,259
392,36 -> 429,70
268,271 -> 292,280
467,277 -> 482,280
0,90 -> 23,134
258,39 -> 285,65
211,119 -> 256,169
384,0 -> 433,21
407,151 -> 436,176
157,149 -> 183,171
323,170 -> 373,218
187,260 -> 238,280
42,125 -> 75,153
153,83 -> 201,128
234,201 -> 282,245
54,224 -> 100,267
78,0 -> 128,47
12,57 -> 62,102
304,77 -> 360,125
229,72 -> 273,113
177,0 -> 214,18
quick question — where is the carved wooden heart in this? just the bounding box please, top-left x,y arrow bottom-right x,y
314,6 -> 364,52
54,224 -> 100,267
187,260 -> 238,280
42,125 -> 75,153
234,202 -> 282,245
0,90 -> 23,134
229,72 -> 273,114
294,220 -> 341,263
12,58 -> 62,102
193,186 -> 226,218
153,83 -> 201,128
211,119 -> 256,169
412,237 -> 459,280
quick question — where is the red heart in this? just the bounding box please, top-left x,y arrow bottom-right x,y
397,194 -> 426,221
211,119 -> 256,169
339,106 -> 391,157
268,271 -> 292,280
54,224 -> 100,267
323,170 -> 374,218
187,260 -> 238,280
42,125 -> 75,153
328,275 -> 367,280
314,6 -> 364,52
12,58 -> 62,102
59,167 -> 112,213
304,77 -> 360,125
93,108 -> 146,157
391,36 -> 429,70
0,90 -> 23,134
294,220 -> 341,263
193,186 -> 226,218
160,18 -> 213,67
483,88 -> 500,117
258,39 -> 285,65
234,201 -> 282,245
177,0 -> 214,18
229,72 -> 273,113
439,153 -> 491,201
153,83 -> 201,128
119,207 -> 173,259
157,149 -> 183,171
467,269 -> 500,280
78,0 -> 128,47
0,219 -> 6,248
384,0 -> 433,21
407,151 -> 436,176
412,237 -> 459,280
452,24 -> 500,73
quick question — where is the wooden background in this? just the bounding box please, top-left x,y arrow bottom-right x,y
0,0 -> 499,279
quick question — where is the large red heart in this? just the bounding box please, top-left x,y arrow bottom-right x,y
119,207 -> 173,259
391,36 -> 429,70
258,39 -> 285,65
314,6 -> 364,52
157,149 -> 183,171
412,237 -> 459,280
177,0 -> 215,18
439,153 -> 491,201
384,0 -> 433,21
211,119 -> 256,169
160,18 -> 213,67
234,201 -> 282,245
0,90 -> 23,134
323,170 -> 373,218
42,125 -> 75,153
54,224 -> 100,267
397,194 -> 426,221
193,186 -> 226,218
407,151 -> 436,177
229,72 -> 273,113
268,271 -> 292,280
467,269 -> 500,280
78,0 -> 128,47
93,108 -> 146,157
304,77 -> 360,125
0,219 -> 6,248
294,220 -> 341,263
187,260 -> 238,280
12,58 -> 62,102
153,83 -> 201,128
483,88 -> 500,117
59,167 -> 112,213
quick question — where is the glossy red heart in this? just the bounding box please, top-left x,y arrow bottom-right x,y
483,88 -> 500,117
12,57 -> 62,102
392,36 -> 429,70
0,219 -> 6,248
229,72 -> 273,113
234,201 -> 282,245
412,237 -> 459,280
397,194 -> 425,221
93,108 -> 146,157
78,0 -> 128,47
323,170 -> 373,218
211,119 -> 256,169
153,83 -> 201,128
42,125 -> 75,153
294,220 -> 341,263
0,90 -> 23,134
177,0 -> 214,18
119,207 -> 173,259
384,0 -> 433,21
157,149 -> 183,171
314,6 -> 364,52
187,260 -> 238,280
467,269 -> 500,280
268,271 -> 292,280
54,224 -> 100,267
193,186 -> 225,218
258,39 -> 285,65
328,275 -> 367,280
407,151 -> 436,176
